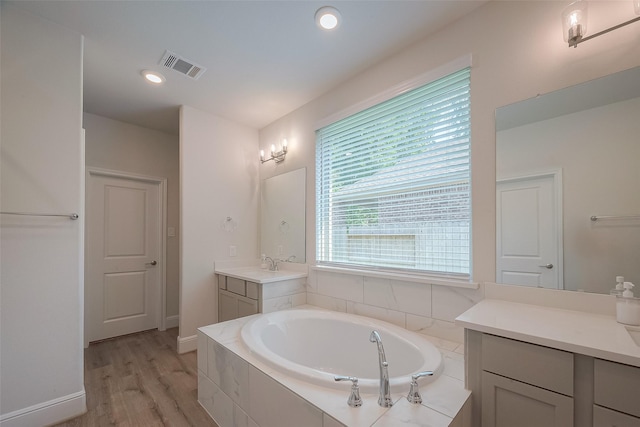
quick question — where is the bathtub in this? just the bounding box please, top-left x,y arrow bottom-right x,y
240,308 -> 443,394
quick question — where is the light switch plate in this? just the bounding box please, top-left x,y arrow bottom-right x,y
229,245 -> 237,257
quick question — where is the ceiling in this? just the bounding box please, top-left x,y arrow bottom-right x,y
496,65 -> 640,131
8,0 -> 487,134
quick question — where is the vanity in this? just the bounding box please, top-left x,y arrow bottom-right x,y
215,166 -> 309,322
457,294 -> 640,427
215,265 -> 308,322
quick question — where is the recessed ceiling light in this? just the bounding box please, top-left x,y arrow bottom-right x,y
315,6 -> 341,30
141,70 -> 165,85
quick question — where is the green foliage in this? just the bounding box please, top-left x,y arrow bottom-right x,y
345,204 -> 379,226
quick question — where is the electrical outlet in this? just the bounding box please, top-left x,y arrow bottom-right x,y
229,245 -> 237,257
167,227 -> 176,237
278,245 -> 283,255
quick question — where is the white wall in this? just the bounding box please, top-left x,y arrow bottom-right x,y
257,1 -> 640,333
260,1 -> 640,283
179,105 -> 259,352
497,97 -> 640,293
83,113 -> 180,322
0,4 -> 85,425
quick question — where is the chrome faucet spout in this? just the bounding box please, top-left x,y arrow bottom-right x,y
264,256 -> 279,271
369,330 -> 393,407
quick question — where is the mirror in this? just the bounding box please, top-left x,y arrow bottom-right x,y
495,66 -> 640,294
260,168 -> 306,263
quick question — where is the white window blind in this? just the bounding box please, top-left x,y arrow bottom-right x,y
316,67 -> 471,277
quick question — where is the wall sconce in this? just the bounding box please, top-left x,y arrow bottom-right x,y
563,0 -> 640,48
260,139 -> 288,163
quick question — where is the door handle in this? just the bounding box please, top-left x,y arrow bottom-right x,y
538,263 -> 553,269
146,260 -> 157,266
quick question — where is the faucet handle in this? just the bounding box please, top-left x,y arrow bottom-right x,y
334,376 -> 363,407
406,371 -> 434,404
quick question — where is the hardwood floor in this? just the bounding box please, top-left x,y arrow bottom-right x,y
54,328 -> 218,427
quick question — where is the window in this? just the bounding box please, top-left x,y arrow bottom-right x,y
316,67 -> 471,277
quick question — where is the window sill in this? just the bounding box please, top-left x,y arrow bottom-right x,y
311,264 -> 479,289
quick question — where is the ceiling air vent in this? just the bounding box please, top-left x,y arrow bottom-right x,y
159,50 -> 206,80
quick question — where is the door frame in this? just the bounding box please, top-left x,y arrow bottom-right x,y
85,167 -> 167,347
496,169 -> 564,289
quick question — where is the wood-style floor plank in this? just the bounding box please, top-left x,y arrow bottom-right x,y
53,328 -> 218,427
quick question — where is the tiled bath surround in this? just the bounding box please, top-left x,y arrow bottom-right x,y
260,277 -> 307,313
307,268 -> 484,344
201,263 -> 617,426
198,308 -> 471,427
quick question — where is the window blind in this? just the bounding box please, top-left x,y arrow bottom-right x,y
316,67 -> 471,276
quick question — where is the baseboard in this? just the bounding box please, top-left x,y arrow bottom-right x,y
177,334 -> 197,354
0,389 -> 86,427
165,315 -> 179,329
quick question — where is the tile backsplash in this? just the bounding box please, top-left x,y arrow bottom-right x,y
306,268 -> 484,343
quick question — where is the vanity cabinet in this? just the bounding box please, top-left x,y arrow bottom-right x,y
480,334 -> 574,427
218,275 -> 260,322
215,269 -> 307,322
468,331 -> 640,427
459,298 -> 640,427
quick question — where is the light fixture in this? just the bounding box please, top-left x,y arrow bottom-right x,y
562,0 -> 640,48
141,70 -> 165,84
260,139 -> 288,164
315,6 -> 341,30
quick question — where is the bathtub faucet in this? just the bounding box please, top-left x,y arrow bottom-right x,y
369,330 -> 393,407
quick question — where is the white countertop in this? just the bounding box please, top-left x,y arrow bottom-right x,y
456,299 -> 640,367
215,266 -> 307,284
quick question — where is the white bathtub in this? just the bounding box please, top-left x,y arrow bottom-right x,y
240,309 -> 443,394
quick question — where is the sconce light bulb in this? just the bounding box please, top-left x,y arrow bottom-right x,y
260,149 -> 265,161
271,144 -> 276,155
569,12 -> 578,26
282,139 -> 288,152
561,0 -> 588,44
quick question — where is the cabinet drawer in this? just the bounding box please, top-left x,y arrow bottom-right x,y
593,405 -> 640,427
226,277 -> 246,296
218,275 -> 227,290
482,334 -> 574,396
246,281 -> 259,300
594,359 -> 640,418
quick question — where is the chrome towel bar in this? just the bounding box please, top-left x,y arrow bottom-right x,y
1,211 -> 79,220
590,215 -> 640,221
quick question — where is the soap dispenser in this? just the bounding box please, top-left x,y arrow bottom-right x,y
610,276 -> 625,296
616,282 -> 640,326
260,254 -> 268,270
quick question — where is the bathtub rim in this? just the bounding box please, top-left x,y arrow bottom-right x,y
239,308 -> 444,394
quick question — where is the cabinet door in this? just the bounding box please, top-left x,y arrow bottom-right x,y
482,371 -> 573,427
218,291 -> 238,322
237,297 -> 258,318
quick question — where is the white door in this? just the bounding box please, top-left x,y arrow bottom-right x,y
496,173 -> 562,289
87,172 -> 161,341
